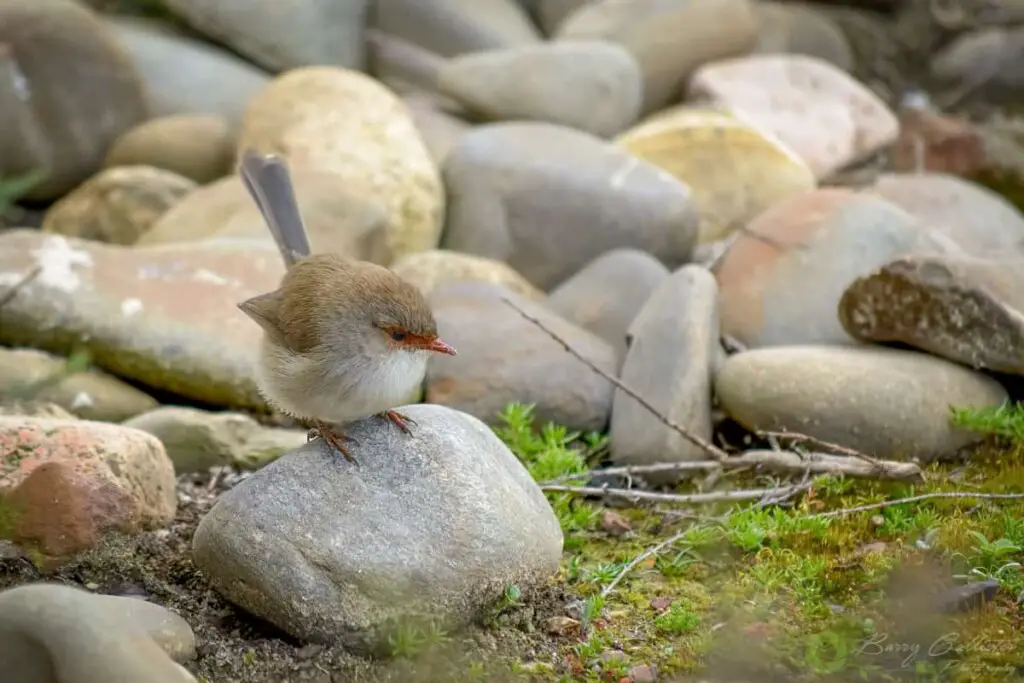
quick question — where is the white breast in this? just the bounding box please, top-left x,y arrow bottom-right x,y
254,339 -> 429,425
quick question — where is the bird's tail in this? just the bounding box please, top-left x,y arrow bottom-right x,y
239,148 -> 312,268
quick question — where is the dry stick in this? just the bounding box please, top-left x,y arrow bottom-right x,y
0,264 -> 41,309
539,449 -> 922,485
756,429 -> 915,481
814,491 -> 1024,519
541,483 -> 811,506
757,429 -> 882,466
502,296 -> 731,462
601,528 -> 690,598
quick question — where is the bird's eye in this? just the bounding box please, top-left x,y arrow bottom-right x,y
390,330 -> 407,342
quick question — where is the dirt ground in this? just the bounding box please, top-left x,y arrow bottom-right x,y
0,471 -> 575,683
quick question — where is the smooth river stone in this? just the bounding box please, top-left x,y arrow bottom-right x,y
715,345 -> 1008,462
0,229 -> 281,410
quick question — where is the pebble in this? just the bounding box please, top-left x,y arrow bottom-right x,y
138,171 -> 391,264
41,166 -> 197,245
402,93 -> 474,164
0,417 -> 177,561
123,406 -> 307,473
0,347 -> 158,422
715,188 -> 958,348
436,41 -> 643,137
237,66 -> 445,260
192,404 -> 562,651
0,0 -> 147,200
546,248 -> 669,364
839,253 -> 1024,375
105,16 -> 270,125
714,345 -> 1008,462
752,1 -> 853,71
687,54 -> 899,179
426,283 -> 616,432
103,114 -> 235,184
615,107 -> 816,244
555,0 -> 757,114
161,0 -> 368,72
0,230 -> 281,410
372,0 -> 541,62
440,121 -> 699,289
0,583 -> 196,683
609,266 -> 719,483
886,106 -> 986,177
389,249 -> 545,301
866,172 -> 1024,257
931,26 -> 1024,106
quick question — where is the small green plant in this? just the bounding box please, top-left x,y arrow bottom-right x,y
951,401 -> 1024,444
579,594 -> 605,635
0,169 -> 44,221
582,562 -> 623,586
387,619 -> 450,658
654,603 -> 701,635
494,402 -> 603,539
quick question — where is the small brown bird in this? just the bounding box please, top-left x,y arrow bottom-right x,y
236,149 -> 456,463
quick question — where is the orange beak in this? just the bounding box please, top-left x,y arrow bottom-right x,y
424,337 -> 457,356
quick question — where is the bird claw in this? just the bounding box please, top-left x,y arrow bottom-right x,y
381,409 -> 416,435
308,420 -> 359,464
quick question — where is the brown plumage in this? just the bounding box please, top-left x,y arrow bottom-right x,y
235,150 -> 456,464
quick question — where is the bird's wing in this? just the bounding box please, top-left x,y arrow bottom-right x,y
239,149 -> 312,268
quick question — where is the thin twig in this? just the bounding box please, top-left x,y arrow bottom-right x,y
502,296 -> 730,462
541,461 -> 720,485
601,529 -> 690,598
0,264 -> 41,309
539,449 -> 921,486
757,430 -> 883,466
815,491 -> 1024,519
541,483 -> 811,506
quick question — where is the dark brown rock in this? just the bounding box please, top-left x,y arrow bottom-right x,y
839,254 -> 1024,375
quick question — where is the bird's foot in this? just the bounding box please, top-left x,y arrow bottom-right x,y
308,420 -> 359,464
381,409 -> 417,435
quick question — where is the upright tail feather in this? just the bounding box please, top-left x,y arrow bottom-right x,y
239,149 -> 312,268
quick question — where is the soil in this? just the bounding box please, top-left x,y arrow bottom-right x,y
0,470 -> 574,683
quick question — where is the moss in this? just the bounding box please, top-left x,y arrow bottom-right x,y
489,402 -> 1024,682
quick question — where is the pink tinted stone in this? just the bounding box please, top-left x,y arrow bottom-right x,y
687,54 -> 898,178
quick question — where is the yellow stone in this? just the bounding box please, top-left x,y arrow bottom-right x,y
236,66 -> 445,260
389,250 -> 545,300
615,106 -> 816,243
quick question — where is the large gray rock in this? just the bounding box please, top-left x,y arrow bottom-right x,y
609,265 -> 719,482
441,121 -> 698,290
191,404 -> 562,652
0,582 -> 196,683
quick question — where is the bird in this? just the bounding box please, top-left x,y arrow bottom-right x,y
235,148 -> 457,464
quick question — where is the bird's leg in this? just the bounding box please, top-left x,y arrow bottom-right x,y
308,420 -> 359,464
380,409 -> 417,435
